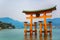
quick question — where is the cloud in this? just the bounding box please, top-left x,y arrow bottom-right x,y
0,0 -> 59,22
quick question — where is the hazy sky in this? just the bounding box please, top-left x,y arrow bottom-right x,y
0,0 -> 60,22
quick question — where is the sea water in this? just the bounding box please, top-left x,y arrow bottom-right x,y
0,28 -> 60,40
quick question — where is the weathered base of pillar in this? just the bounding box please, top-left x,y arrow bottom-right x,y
49,31 -> 52,35
24,30 -> 27,35
24,30 -> 37,35
40,34 -> 42,37
39,30 -> 52,35
30,30 -> 33,35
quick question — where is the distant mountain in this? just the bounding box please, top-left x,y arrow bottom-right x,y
47,18 -> 60,26
0,17 -> 60,29
0,17 -> 24,28
52,18 -> 60,26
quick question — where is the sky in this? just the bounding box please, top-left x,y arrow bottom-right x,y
0,0 -> 60,22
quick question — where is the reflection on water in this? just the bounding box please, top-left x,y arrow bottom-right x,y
24,34 -> 37,40
24,33 -> 52,40
40,33 -> 52,40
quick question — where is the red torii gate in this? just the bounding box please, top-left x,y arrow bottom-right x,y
23,6 -> 56,35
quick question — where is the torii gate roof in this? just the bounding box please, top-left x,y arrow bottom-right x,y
23,6 -> 56,14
